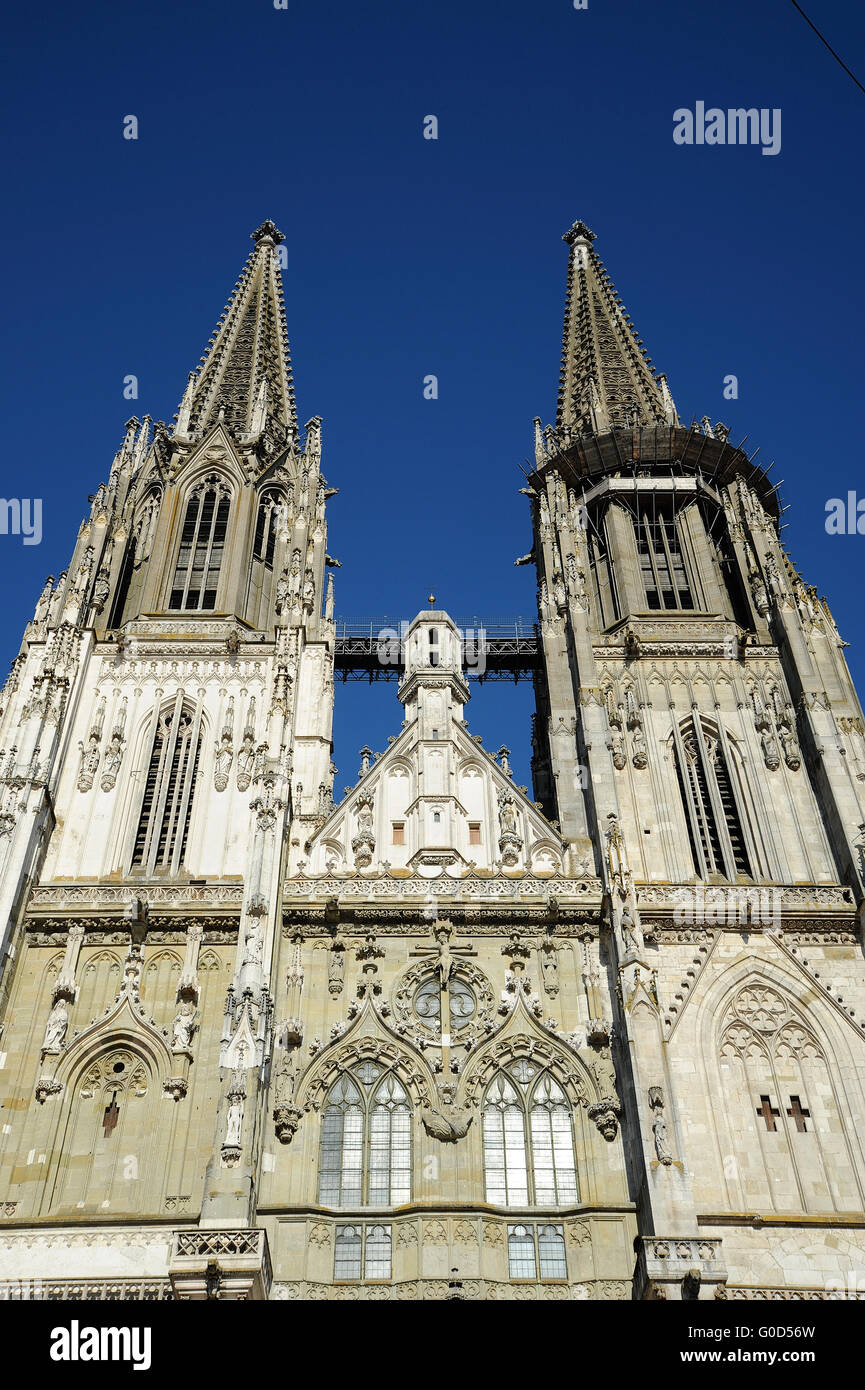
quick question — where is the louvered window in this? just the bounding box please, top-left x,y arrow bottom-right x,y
636,508 -> 693,610
169,476 -> 231,611
131,698 -> 202,874
675,718 -> 751,879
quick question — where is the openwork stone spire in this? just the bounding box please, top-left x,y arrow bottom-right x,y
174,220 -> 298,449
557,220 -> 677,436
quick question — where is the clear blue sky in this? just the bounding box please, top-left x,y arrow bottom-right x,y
1,0 -> 863,788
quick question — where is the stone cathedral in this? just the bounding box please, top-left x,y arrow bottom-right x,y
0,217 -> 863,1304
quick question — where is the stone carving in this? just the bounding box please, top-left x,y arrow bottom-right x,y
171,1000 -> 196,1052
422,1220 -> 448,1245
100,699 -> 128,792
275,569 -> 290,616
497,792 -> 523,868
302,568 -> 315,615
587,1046 -> 620,1140
76,714 -> 103,794
733,985 -> 787,1033
214,697 -> 234,791
222,1066 -> 246,1166
351,792 -> 376,868
92,568 -> 111,614
35,1076 -> 63,1104
273,1047 -> 303,1144
41,997 -> 69,1054
648,1085 -> 673,1164
328,933 -> 346,996
236,697 -> 257,793
421,1103 -> 474,1142
539,934 -> 559,996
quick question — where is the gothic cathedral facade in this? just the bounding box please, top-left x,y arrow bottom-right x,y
0,218 -> 864,1301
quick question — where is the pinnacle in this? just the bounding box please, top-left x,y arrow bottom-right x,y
563,219 -> 596,245
251,220 -> 285,247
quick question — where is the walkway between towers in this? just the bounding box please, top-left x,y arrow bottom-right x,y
333,618 -> 539,683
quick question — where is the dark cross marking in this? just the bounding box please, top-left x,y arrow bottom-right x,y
786,1096 -> 810,1132
102,1091 -> 120,1138
757,1095 -> 780,1132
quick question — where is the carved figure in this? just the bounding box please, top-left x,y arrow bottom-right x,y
42,998 -> 68,1052
171,1000 -> 196,1051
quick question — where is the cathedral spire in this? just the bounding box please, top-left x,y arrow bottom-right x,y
173,220 -> 298,450
557,220 -> 677,437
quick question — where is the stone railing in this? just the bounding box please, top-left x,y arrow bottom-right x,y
169,1228 -> 271,1301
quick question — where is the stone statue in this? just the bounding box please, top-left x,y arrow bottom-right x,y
434,930 -> 455,987
92,570 -> 111,613
302,570 -> 315,613
214,735 -> 233,792
649,1086 -> 673,1164
42,998 -> 68,1052
328,939 -> 346,996
225,1096 -> 243,1148
590,1048 -> 617,1101
274,1048 -> 297,1104
171,1000 -> 196,1051
275,570 -> 290,614
101,737 -> 123,791
653,1109 -> 672,1164
540,944 -> 559,995
620,904 -> 641,954
244,922 -> 263,966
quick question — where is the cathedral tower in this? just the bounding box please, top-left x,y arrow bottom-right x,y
526,219 -> 865,1298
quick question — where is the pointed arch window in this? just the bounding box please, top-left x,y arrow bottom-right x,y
674,717 -> 752,879
169,476 -> 232,611
318,1062 -> 411,1207
131,696 -> 203,875
718,983 -> 863,1214
252,490 -> 283,567
482,1061 -> 578,1207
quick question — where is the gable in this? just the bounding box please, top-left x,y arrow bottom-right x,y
302,718 -> 564,879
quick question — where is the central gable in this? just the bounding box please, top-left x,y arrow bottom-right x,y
303,716 -> 564,879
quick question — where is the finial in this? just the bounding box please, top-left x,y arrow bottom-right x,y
563,219 -> 596,246
428,593 -> 436,608
251,220 -> 285,247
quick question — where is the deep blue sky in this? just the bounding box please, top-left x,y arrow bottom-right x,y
1,0 -> 863,789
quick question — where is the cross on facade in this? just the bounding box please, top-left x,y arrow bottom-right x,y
756,1095 -> 780,1131
786,1096 -> 810,1132
410,922 -> 476,1070
102,1091 -> 120,1138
